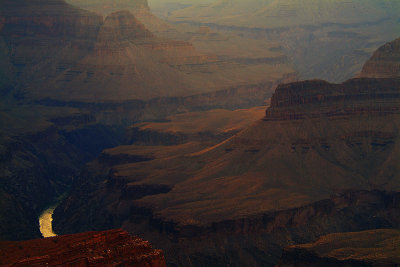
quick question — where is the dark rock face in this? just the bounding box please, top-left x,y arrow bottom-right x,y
360,37 -> 400,78
277,229 -> 400,267
0,0 -> 102,100
0,229 -> 166,267
0,123 -> 125,241
278,248 -> 375,267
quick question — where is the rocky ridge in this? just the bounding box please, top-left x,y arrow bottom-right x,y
360,37 -> 400,78
0,229 -> 166,267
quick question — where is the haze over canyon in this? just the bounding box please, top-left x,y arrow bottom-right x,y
0,0 -> 400,266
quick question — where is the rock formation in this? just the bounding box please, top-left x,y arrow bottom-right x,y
0,0 -> 295,241
53,37 -> 400,266
277,229 -> 400,267
166,0 -> 400,82
66,0 -> 150,16
0,229 -> 166,267
1,0 -> 295,103
360,37 -> 400,78
128,106 -> 266,145
57,77 -> 400,228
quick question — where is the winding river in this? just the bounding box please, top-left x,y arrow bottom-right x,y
39,205 -> 58,238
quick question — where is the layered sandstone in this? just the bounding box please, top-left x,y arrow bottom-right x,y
266,78 -> 400,120
360,37 -> 400,78
0,229 -> 166,267
1,0 -> 296,105
166,0 -> 400,82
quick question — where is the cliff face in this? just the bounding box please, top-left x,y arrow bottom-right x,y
360,37 -> 400,78
0,0 -> 102,99
266,78 -> 400,120
0,229 -> 166,267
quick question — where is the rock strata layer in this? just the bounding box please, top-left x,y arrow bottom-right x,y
0,229 -> 166,267
360,37 -> 400,78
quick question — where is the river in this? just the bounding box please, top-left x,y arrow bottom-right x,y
39,205 -> 58,238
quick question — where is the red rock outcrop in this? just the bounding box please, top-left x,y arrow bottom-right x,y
0,229 -> 166,267
360,37 -> 400,78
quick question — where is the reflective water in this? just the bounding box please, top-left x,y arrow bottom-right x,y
39,206 -> 57,238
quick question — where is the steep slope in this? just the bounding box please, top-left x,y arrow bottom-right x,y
0,229 -> 166,267
360,37 -> 400,78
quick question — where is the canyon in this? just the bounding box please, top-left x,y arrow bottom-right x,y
1,0 -> 400,266
163,0 -> 400,82
0,0 -> 293,241
52,38 -> 400,265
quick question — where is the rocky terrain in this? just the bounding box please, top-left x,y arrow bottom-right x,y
1,0 -> 295,105
164,0 -> 400,82
52,38 -> 400,265
360,37 -> 400,78
129,106 -> 266,145
277,229 -> 400,267
0,0 -> 294,240
0,229 -> 166,266
2,1 -> 400,266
